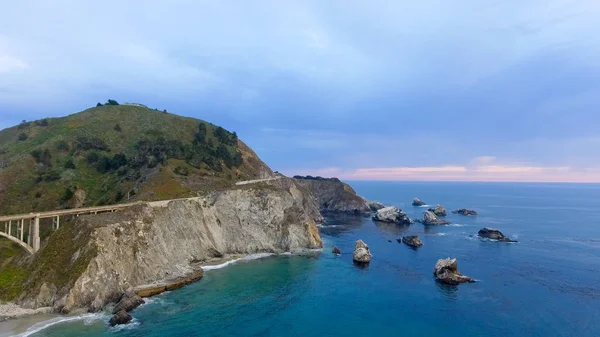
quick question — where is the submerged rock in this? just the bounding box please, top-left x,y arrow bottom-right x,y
109,310 -> 132,326
372,206 -> 412,225
112,289 -> 145,314
353,240 -> 371,264
428,205 -> 447,217
401,235 -> 423,248
452,208 -> 478,216
422,210 -> 451,226
478,227 -> 516,242
412,198 -> 427,206
433,258 -> 474,285
368,201 -> 385,212
332,246 -> 341,254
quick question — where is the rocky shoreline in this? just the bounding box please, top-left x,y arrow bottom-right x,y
0,303 -> 52,322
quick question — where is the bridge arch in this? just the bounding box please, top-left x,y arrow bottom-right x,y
0,231 -> 34,254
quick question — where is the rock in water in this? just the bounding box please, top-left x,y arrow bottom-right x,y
372,206 -> 412,225
422,210 -> 451,225
368,201 -> 385,212
478,227 -> 517,242
428,205 -> 447,217
112,289 -> 145,314
353,240 -> 371,264
412,198 -> 427,206
433,258 -> 474,285
332,246 -> 341,254
402,236 -> 423,248
109,310 -> 132,326
452,208 -> 478,216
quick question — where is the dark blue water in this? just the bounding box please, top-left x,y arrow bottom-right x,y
19,182 -> 600,336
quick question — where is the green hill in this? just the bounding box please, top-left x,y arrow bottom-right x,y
0,103 -> 272,216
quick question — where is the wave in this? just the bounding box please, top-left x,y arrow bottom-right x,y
317,224 -> 343,228
448,223 -> 467,227
16,313 -> 106,337
201,253 -> 275,271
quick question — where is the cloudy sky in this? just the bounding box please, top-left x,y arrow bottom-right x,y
1,0 -> 599,182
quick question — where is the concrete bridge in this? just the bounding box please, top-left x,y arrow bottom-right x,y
0,176 -> 282,255
0,202 -> 139,254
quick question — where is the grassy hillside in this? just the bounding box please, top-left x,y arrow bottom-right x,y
0,103 -> 272,216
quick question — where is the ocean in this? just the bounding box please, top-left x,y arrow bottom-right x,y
5,181 -> 600,336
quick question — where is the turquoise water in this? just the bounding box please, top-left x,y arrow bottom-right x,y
14,182 -> 600,336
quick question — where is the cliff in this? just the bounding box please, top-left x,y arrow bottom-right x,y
8,178 -> 322,313
293,176 -> 370,214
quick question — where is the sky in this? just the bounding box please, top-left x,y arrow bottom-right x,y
1,0 -> 600,182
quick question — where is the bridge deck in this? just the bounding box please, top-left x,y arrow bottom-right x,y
0,202 -> 142,222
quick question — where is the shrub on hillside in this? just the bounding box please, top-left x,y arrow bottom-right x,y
75,136 -> 109,152
18,133 -> 28,141
105,99 -> 119,106
55,140 -> 69,152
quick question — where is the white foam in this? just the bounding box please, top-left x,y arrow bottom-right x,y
317,224 -> 342,228
201,253 -> 275,271
16,313 -> 106,337
448,223 -> 466,227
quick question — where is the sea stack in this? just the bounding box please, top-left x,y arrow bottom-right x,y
429,205 -> 447,217
452,208 -> 478,216
401,235 -> 423,248
477,228 -> 517,242
368,201 -> 386,212
332,246 -> 341,254
372,206 -> 412,225
422,210 -> 451,225
433,258 -> 475,285
412,198 -> 427,206
353,240 -> 371,264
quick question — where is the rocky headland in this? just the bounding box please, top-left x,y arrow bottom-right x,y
2,177 -> 322,317
293,176 -> 371,214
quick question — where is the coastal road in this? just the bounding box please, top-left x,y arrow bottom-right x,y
235,176 -> 282,186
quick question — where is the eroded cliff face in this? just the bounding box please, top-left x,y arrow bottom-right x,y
19,178 -> 322,313
294,178 -> 370,214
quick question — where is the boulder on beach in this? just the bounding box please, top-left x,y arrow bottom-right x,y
353,240 -> 371,264
368,201 -> 385,212
412,198 -> 427,206
452,208 -> 478,216
112,289 -> 145,314
422,210 -> 451,226
401,235 -> 423,248
433,258 -> 474,285
109,310 -> 133,326
332,246 -> 341,254
429,205 -> 447,217
372,206 -> 412,225
478,227 -> 517,242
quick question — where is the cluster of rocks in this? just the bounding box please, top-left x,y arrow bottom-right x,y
372,206 -> 412,225
352,240 -> 371,264
433,258 -> 475,285
109,289 -> 145,326
477,227 -> 517,242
